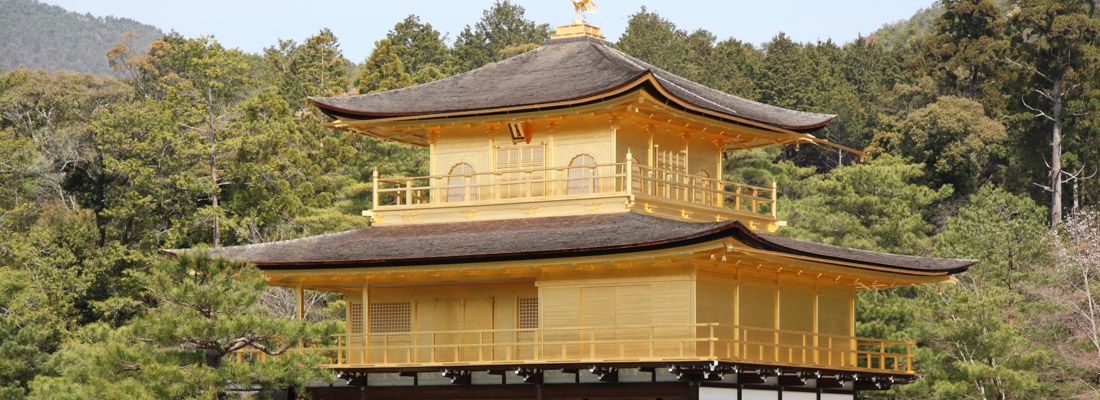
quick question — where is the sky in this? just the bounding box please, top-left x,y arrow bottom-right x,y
41,0 -> 935,62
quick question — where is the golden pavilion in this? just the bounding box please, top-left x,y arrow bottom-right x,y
175,11 -> 974,400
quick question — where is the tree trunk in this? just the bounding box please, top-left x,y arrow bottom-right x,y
205,348 -> 222,368
208,87 -> 220,246
1050,77 -> 1063,226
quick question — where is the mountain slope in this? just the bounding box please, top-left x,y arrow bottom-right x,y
870,4 -> 944,48
0,0 -> 163,74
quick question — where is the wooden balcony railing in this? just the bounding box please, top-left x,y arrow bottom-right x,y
632,164 -> 776,218
373,162 -> 628,209
370,157 -> 778,220
232,323 -> 913,375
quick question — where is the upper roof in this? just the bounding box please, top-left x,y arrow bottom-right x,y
167,213 -> 974,275
309,36 -> 836,133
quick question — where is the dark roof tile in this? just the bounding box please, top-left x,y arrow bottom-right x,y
167,213 -> 974,274
310,37 -> 835,132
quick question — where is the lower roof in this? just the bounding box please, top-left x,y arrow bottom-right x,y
166,213 -> 974,275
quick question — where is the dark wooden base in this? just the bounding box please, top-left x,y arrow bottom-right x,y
305,361 -> 890,400
307,382 -> 696,400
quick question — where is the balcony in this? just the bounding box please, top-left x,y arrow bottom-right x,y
235,323 -> 913,375
368,157 -> 779,229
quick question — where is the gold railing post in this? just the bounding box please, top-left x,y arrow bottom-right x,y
908,342 -> 914,372
708,324 -> 715,358
880,342 -> 888,369
405,179 -> 413,205
371,168 -> 380,208
734,185 -> 742,212
625,151 -> 634,196
337,335 -> 343,365
464,174 -> 472,201
751,187 -> 759,214
770,180 -> 778,219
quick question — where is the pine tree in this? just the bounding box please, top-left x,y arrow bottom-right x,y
451,1 -> 549,72
387,15 -> 452,82
926,0 -> 1008,103
264,28 -> 351,109
356,38 -> 413,94
28,254 -> 339,399
616,7 -> 708,80
895,186 -> 1065,398
781,154 -> 953,254
1004,0 -> 1100,225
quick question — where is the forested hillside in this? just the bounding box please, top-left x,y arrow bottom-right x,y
1,0 -> 1099,399
0,0 -> 162,74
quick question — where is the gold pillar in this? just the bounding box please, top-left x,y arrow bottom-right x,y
296,282 -> 305,320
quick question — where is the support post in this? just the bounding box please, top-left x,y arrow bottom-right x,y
296,283 -> 305,320
812,288 -> 820,366
296,282 -> 305,351
625,149 -> 634,197
362,282 -> 371,363
771,180 -> 778,219
371,168 -> 380,209
774,286 -> 781,362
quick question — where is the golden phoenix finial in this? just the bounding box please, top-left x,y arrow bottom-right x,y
571,0 -> 598,24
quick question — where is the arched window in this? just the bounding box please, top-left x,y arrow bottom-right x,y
566,154 -> 597,194
447,163 -> 476,202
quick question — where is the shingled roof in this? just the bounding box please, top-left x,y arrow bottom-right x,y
309,36 -> 836,133
167,213 -> 974,275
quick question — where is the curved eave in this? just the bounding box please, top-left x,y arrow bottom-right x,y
309,73 -> 835,135
165,220 -> 973,277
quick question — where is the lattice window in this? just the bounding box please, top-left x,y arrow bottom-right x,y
654,147 -> 687,173
497,144 -> 546,198
348,302 -> 363,334
369,301 -> 411,333
496,144 -> 545,170
518,297 -> 538,329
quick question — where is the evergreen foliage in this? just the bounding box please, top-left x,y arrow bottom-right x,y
451,0 -> 550,72
2,1 -> 1100,397
27,255 -> 338,399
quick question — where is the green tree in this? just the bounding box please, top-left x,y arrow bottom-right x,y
356,38 -> 413,94
782,154 -> 953,254
926,0 -> 1007,102
112,34 -> 254,246
28,254 -> 338,399
221,88 -> 359,241
616,7 -> 709,81
386,15 -> 452,82
1004,0 -> 1100,225
0,69 -> 130,212
871,96 -> 1008,196
0,267 -> 70,399
263,28 -> 351,110
451,0 -> 549,72
894,186 -> 1064,398
758,34 -> 816,113
702,38 -> 762,99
